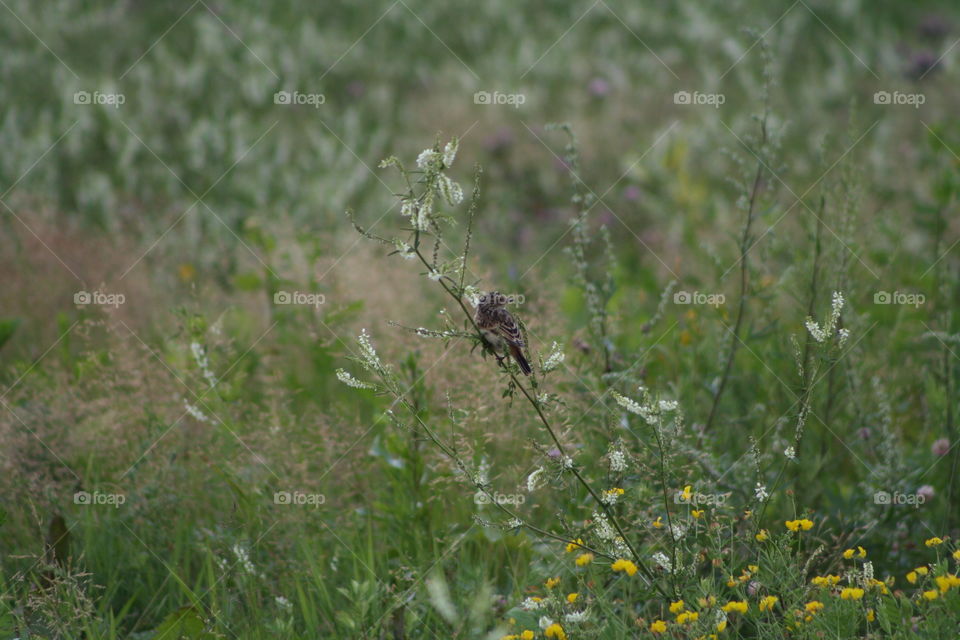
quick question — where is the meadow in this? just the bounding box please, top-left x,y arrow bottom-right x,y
1,0 -> 960,637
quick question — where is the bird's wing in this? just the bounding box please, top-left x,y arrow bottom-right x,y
493,308 -> 525,348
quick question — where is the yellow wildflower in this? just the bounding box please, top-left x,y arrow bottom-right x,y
755,529 -> 769,542
811,574 -> 841,587
652,516 -> 664,529
669,600 -> 685,614
650,619 -> 668,633
566,592 -> 579,604
692,509 -> 704,519
953,549 -> 960,561
916,566 -> 929,576
805,601 -> 824,614
785,518 -> 814,532
611,558 -> 638,576
906,571 -> 918,584
935,574 -> 960,593
520,632 -> 535,640
680,485 -> 693,502
922,589 -> 939,601
565,538 -> 583,553
716,619 -> 727,632
759,596 -> 778,612
721,600 -> 748,614
575,552 -> 594,567
698,595 -> 717,607
840,588 -> 865,600
676,611 -> 699,624
925,537 -> 944,547
545,577 -> 560,589
544,623 -> 566,639
866,608 -> 875,622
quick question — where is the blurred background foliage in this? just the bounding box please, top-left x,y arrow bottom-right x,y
1,0 -> 959,637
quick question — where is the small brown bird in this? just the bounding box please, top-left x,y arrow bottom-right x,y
475,291 -> 532,375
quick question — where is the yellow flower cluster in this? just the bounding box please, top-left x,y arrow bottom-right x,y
811,574 -> 841,587
575,552 -> 594,567
759,595 -> 779,612
611,558 -> 637,576
565,538 -> 584,553
840,587 -> 864,600
500,631 -> 534,640
544,623 -> 566,639
755,529 -> 769,542
785,518 -> 814,532
721,600 -> 748,614
842,546 -> 867,559
545,576 -> 560,589
676,611 -> 699,625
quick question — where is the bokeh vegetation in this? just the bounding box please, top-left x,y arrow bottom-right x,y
2,0 -> 959,637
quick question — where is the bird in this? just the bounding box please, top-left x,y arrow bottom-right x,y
474,291 -> 532,375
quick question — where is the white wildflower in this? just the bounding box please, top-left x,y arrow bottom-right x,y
427,268 -> 443,281
394,240 -> 417,260
784,446 -> 796,460
658,399 -> 679,412
863,561 -> 874,583
442,138 -> 458,166
357,329 -> 385,373
542,342 -> 566,373
561,455 -> 574,470
190,341 -> 217,388
671,521 -> 688,541
539,616 -> 554,630
438,174 -> 464,205
526,467 -> 546,492
521,597 -> 545,611
336,368 -> 374,389
184,401 -> 209,423
232,543 -> 258,576
652,552 -> 672,573
805,290 -> 846,344
608,447 -> 628,473
564,610 -> 589,623
592,511 -> 616,540
506,517 -> 522,529
838,327 -> 850,347
275,595 -> 292,611
416,148 -> 440,169
754,483 -> 769,502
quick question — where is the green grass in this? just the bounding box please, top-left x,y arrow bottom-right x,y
2,0 -> 960,637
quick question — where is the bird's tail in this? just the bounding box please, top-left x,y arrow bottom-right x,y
509,344 -> 532,375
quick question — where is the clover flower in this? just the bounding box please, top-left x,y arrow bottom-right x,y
542,342 -> 566,372
336,368 -> 375,389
